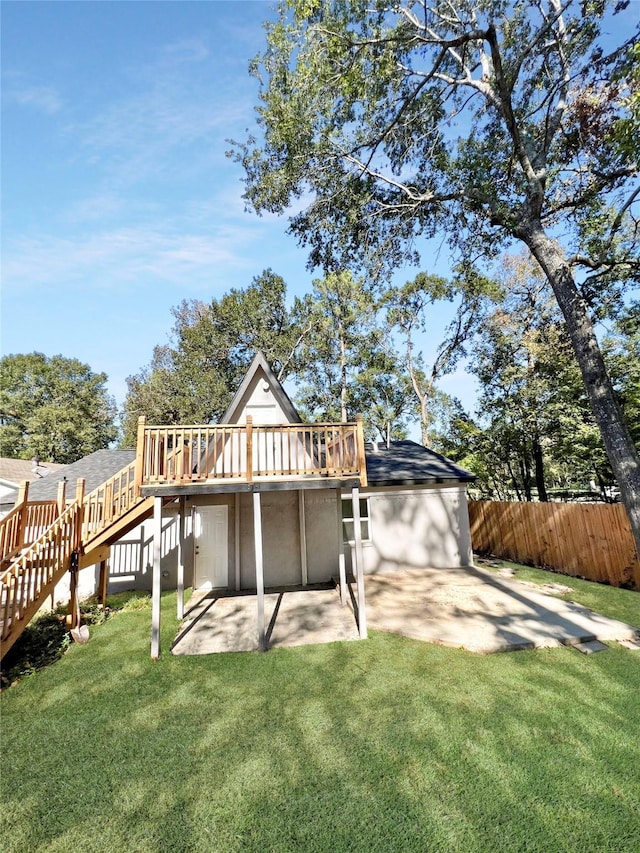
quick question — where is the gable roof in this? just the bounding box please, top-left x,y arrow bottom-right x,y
365,440 -> 474,486
0,449 -> 136,508
220,351 -> 302,425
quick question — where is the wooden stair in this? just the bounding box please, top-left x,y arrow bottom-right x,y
0,460 -> 152,659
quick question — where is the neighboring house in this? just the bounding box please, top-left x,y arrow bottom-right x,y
2,353 -> 474,656
0,457 -> 66,510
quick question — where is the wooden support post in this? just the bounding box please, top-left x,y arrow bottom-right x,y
336,489 -> 347,605
234,493 -> 241,592
134,415 -> 147,498
97,558 -> 108,606
298,490 -> 308,587
56,480 -> 66,516
355,415 -> 368,487
17,481 -> 29,549
177,497 -> 185,620
245,416 -> 253,482
352,486 -> 367,639
151,496 -> 162,659
253,491 -> 266,651
68,561 -> 79,628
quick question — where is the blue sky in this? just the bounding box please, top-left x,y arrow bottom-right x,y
4,1 -> 636,427
1,0 -> 475,424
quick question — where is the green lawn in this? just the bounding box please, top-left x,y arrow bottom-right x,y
1,571 -> 639,853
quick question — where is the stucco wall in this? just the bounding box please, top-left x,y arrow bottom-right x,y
67,482 -> 471,602
236,489 -> 340,588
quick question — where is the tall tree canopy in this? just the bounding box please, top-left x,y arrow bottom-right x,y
120,270 -> 305,446
232,0 -> 640,554
470,255 -> 605,501
0,353 -> 117,464
292,270 -> 414,438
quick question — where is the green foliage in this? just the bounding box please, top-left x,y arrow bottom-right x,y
436,256 -> 640,501
292,270 -> 414,436
120,271 -> 305,445
233,0 -> 640,558
232,1 -> 638,284
603,301 -> 640,447
0,612 -> 70,687
439,255 -> 610,499
387,268 -> 498,445
0,352 -> 118,463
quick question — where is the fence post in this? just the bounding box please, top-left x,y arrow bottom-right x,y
17,480 -> 29,549
246,416 -> 253,483
134,415 -> 147,497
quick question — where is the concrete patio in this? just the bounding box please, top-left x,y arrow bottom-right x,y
172,566 -> 639,655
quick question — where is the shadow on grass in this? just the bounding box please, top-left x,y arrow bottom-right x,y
1,591 -> 640,853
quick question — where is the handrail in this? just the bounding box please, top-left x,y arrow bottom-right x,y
0,500 -> 83,654
140,420 -> 367,485
0,499 -> 59,565
82,460 -> 140,545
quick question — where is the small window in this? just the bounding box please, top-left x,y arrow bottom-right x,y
341,496 -> 371,544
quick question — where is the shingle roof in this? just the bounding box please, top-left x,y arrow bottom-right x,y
365,440 -> 474,485
0,450 -> 136,507
0,457 -> 66,485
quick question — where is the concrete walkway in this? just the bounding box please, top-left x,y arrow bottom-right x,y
171,567 -> 639,656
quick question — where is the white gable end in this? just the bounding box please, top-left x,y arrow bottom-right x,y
232,366 -> 292,425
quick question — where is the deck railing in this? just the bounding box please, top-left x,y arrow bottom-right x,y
139,416 -> 367,486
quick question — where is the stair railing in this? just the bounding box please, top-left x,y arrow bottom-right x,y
0,499 -> 83,656
0,481 -> 59,567
81,460 -> 140,546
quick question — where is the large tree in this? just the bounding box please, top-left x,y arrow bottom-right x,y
387,269 -> 496,445
472,255 -> 604,501
232,0 -> 640,554
120,270 -> 306,446
0,353 -> 117,464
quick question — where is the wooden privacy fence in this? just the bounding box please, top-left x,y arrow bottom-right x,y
469,500 -> 640,590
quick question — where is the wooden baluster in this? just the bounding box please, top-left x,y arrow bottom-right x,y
355,416 -> 367,486
246,416 -> 253,482
56,480 -> 66,518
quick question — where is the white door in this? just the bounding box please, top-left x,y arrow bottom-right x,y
193,505 -> 228,590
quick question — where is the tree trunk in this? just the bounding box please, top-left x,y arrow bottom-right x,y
339,322 -> 347,422
524,224 -> 640,559
533,434 -> 548,502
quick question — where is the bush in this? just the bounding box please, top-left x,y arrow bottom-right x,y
0,612 -> 70,688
